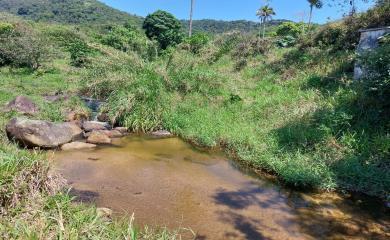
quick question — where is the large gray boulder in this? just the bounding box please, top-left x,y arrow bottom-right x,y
6,118 -> 77,148
4,96 -> 38,115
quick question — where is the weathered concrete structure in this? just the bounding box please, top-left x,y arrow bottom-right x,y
354,26 -> 390,80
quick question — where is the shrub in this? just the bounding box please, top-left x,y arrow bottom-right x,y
0,22 -> 46,69
183,33 -> 210,54
276,22 -> 304,38
276,35 -> 297,48
68,39 -> 91,67
100,25 -> 158,60
0,22 -> 14,35
143,10 -> 183,49
313,22 -> 346,49
232,35 -> 272,59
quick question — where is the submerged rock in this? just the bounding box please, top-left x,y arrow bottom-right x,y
6,118 -> 75,148
87,131 -> 112,144
4,96 -> 38,115
151,130 -> 173,137
61,142 -> 97,151
82,121 -> 111,132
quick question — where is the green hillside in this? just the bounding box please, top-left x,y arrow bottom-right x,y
0,0 -> 142,25
181,19 -> 289,34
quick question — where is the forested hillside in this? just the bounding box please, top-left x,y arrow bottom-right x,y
0,0 -> 142,25
181,19 -> 289,34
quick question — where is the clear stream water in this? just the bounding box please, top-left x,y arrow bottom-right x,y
52,135 -> 389,240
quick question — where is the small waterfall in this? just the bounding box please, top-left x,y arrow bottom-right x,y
81,97 -> 104,121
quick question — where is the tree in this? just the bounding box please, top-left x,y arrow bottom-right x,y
307,0 -> 323,30
143,10 -> 183,49
256,5 -> 276,38
189,0 -> 195,37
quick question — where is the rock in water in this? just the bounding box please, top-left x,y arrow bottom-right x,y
82,121 -> 111,132
87,131 -> 112,144
4,96 -> 38,115
61,142 -> 97,151
6,118 -> 75,148
151,130 -> 173,137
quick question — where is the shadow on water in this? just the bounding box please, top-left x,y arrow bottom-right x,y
213,184 -> 390,239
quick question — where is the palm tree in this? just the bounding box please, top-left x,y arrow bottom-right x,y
189,0 -> 195,37
256,5 -> 276,38
307,0 -> 323,30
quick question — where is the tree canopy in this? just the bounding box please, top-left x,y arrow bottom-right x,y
143,10 -> 183,49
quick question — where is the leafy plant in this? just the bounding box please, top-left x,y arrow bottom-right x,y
276,35 -> 297,48
183,33 -> 210,54
68,39 -> 91,67
276,22 -> 304,37
143,10 -> 183,49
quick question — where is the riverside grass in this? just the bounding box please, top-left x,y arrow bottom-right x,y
0,9 -> 389,239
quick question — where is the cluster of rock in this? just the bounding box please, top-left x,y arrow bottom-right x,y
6,118 -> 129,150
3,95 -> 173,151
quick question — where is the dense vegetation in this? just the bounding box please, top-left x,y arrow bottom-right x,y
0,1 -> 389,239
0,0 -> 142,25
181,19 -> 288,34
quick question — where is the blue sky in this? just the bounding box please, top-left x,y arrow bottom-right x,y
100,0 -> 374,23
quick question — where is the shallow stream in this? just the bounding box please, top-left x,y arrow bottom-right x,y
52,135 -> 389,240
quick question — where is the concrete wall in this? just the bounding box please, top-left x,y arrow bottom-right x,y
354,27 -> 390,80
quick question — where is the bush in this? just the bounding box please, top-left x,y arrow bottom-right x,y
276,35 -> 297,48
0,22 -> 13,35
143,10 -> 183,49
276,22 -> 304,38
313,22 -> 346,49
68,39 -> 91,67
228,35 -> 272,70
183,33 -> 210,54
101,25 -> 157,60
0,22 -> 46,69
